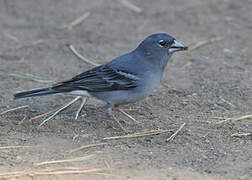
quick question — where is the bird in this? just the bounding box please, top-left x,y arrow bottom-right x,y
14,33 -> 188,131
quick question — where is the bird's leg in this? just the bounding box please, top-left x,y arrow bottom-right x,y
117,108 -> 141,124
75,97 -> 88,120
106,104 -> 128,133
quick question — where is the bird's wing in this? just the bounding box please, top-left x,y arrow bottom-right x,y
52,65 -> 139,92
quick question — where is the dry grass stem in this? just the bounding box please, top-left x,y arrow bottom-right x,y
118,0 -> 143,13
118,108 -> 140,124
39,96 -> 82,126
75,97 -> 88,120
0,167 -> 106,178
0,105 -> 29,115
67,143 -> 108,154
18,115 -> 27,124
189,36 -> 224,51
60,12 -> 90,31
68,44 -> 101,66
17,39 -> 45,49
111,113 -> 128,132
104,160 -> 111,168
36,154 -> 96,166
0,71 -> 54,83
216,114 -> 252,124
231,133 -> 251,138
72,133 -> 90,141
4,32 -> 19,42
211,117 -> 226,120
32,168 -> 103,175
166,123 -> 186,142
91,172 -> 121,177
29,109 -> 56,121
0,145 -> 31,150
103,129 -> 173,140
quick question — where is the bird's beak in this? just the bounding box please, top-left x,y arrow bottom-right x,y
169,40 -> 188,53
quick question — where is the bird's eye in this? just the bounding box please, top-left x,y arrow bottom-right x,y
158,40 -> 166,47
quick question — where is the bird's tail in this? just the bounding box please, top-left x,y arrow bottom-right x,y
14,87 -> 61,99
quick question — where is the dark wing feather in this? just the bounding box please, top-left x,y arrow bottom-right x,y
52,65 -> 138,92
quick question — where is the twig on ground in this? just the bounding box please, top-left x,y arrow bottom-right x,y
104,160 -> 111,169
39,96 -> 82,126
67,44 -> 101,66
29,109 -> 56,121
166,123 -> 186,142
211,117 -> 226,120
67,143 -> 108,154
75,97 -> 88,120
34,168 -> 105,175
231,133 -> 251,138
0,145 -> 31,150
111,113 -> 128,132
103,129 -> 173,140
118,0 -> 143,13
17,39 -> 45,49
118,108 -> 141,124
219,97 -> 236,108
189,36 -> 224,51
18,115 -> 27,124
0,72 -> 54,83
72,134 -> 90,141
91,172 -> 121,177
216,114 -> 252,124
0,105 -> 29,115
60,12 -> 90,31
36,154 -> 96,166
0,167 -> 106,178
4,32 -> 19,42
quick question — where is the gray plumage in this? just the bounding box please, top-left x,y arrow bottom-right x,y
14,33 -> 187,113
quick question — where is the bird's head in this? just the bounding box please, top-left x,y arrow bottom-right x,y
137,33 -> 188,56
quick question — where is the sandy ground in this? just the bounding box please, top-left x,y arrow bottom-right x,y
0,0 -> 252,179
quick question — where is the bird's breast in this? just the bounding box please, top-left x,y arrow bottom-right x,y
137,70 -> 162,96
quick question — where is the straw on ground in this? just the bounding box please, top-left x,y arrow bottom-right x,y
0,72 -> 54,83
231,133 -> 251,138
0,145 -> 32,150
59,12 -> 90,31
75,97 -> 88,120
36,154 -> 96,166
0,105 -> 29,115
118,0 -> 143,13
17,39 -> 45,49
39,96 -> 82,126
0,167 -> 107,179
67,143 -> 108,154
67,44 -> 101,66
216,114 -> 252,124
103,129 -> 173,140
29,109 -> 56,121
166,123 -> 186,142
